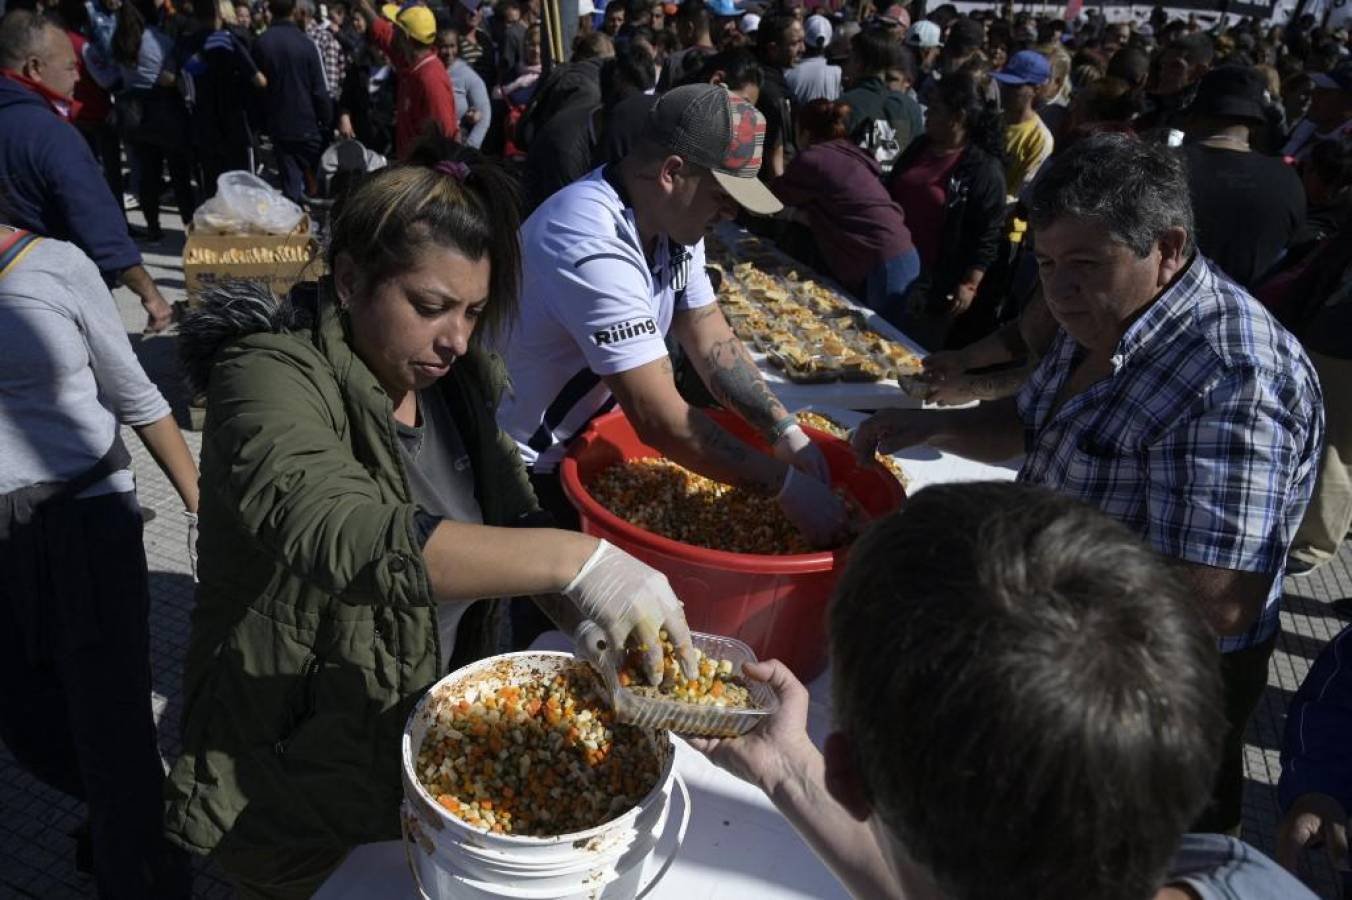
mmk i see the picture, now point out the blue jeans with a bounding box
[863,249,922,330]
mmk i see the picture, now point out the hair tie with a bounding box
[435,160,471,182]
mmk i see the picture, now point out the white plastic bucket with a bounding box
[401,652,678,900]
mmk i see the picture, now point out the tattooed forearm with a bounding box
[703,337,788,440]
[688,411,778,492]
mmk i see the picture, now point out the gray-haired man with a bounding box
[854,133,1324,834]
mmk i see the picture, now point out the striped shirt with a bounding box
[1016,256,1324,652]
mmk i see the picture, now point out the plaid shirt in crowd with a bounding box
[306,20,346,99]
[1016,256,1324,652]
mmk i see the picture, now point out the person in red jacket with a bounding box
[357,0,458,156]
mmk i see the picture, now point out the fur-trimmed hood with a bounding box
[178,281,318,395]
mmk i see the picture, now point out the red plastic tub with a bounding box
[559,410,906,681]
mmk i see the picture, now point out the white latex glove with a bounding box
[184,510,199,583]
[773,423,831,484]
[777,468,847,548]
[564,540,699,685]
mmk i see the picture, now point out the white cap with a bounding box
[739,12,760,33]
[804,14,831,49]
[578,0,595,14]
[906,20,942,49]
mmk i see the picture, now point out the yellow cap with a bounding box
[380,2,400,19]
[394,5,437,44]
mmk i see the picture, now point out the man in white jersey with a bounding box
[497,83,846,550]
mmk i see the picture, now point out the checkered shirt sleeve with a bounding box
[1017,258,1324,653]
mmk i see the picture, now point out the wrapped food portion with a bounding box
[705,231,925,385]
[414,663,662,837]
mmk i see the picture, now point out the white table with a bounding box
[796,407,1022,493]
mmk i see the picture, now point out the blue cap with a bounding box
[705,0,745,16]
[992,50,1051,87]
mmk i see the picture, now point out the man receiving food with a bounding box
[853,134,1324,836]
[496,84,847,557]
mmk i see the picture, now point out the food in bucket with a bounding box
[414,665,661,837]
[796,411,910,489]
[589,457,818,554]
[618,631,756,710]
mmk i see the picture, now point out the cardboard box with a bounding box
[183,219,326,305]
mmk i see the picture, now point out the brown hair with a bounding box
[326,136,522,347]
[797,98,851,144]
[831,481,1222,900]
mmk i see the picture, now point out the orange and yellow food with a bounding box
[618,631,755,710]
[590,458,812,554]
[415,667,661,836]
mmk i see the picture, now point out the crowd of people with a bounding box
[1,0,1352,897]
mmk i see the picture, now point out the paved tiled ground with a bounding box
[2,220,1351,898]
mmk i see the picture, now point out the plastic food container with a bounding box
[592,631,779,738]
[559,409,906,680]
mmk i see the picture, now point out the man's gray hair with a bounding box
[1028,132,1195,258]
[296,0,316,16]
[0,9,56,71]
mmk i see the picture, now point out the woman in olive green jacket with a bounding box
[167,149,698,898]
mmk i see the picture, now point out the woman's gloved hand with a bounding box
[563,540,699,685]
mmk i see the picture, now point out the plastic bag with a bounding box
[192,171,304,235]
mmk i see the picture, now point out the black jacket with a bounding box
[251,20,332,141]
[888,135,1005,298]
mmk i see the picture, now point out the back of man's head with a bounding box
[676,2,708,38]
[691,47,762,92]
[600,38,655,108]
[850,27,901,77]
[0,9,52,71]
[572,29,614,61]
[830,481,1223,900]
[944,15,984,57]
[1174,32,1216,69]
[268,0,296,21]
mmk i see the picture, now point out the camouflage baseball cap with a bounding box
[645,84,783,216]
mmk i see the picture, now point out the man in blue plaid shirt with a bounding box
[855,133,1324,835]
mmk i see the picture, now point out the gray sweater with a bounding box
[0,236,170,497]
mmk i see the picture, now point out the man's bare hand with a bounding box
[142,293,173,334]
[921,349,969,384]
[687,660,815,795]
[851,409,938,461]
